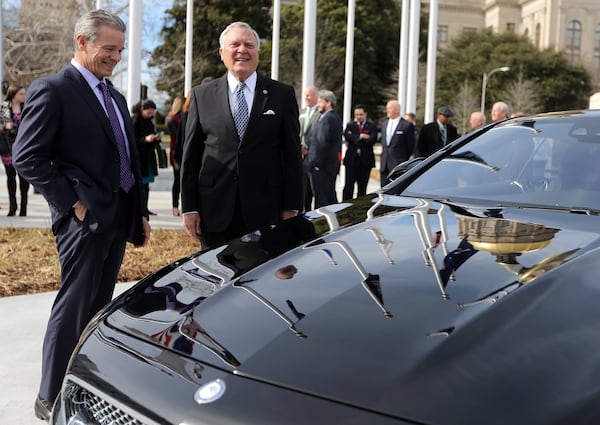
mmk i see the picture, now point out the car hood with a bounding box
[108,195,600,424]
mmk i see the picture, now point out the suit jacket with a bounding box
[181,73,303,233]
[380,117,415,174]
[307,109,343,175]
[13,65,147,244]
[417,121,459,157]
[343,119,377,169]
[299,105,320,172]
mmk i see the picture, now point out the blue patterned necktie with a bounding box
[233,82,249,139]
[98,81,134,192]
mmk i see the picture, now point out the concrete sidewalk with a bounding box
[0,165,381,423]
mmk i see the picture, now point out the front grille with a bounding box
[63,379,146,425]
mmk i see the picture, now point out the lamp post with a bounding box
[480,66,510,115]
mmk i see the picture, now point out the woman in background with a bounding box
[132,99,159,215]
[166,95,184,216]
[0,85,29,216]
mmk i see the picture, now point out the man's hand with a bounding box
[281,209,298,221]
[73,200,87,221]
[183,212,201,241]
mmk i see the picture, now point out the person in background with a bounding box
[416,106,459,158]
[132,99,159,215]
[379,100,415,185]
[307,89,343,208]
[167,95,184,216]
[469,110,486,131]
[404,111,420,146]
[0,85,29,216]
[491,101,509,121]
[12,9,150,420]
[342,104,377,200]
[181,21,303,249]
[299,85,319,211]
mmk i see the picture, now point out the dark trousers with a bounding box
[172,168,180,209]
[310,168,337,209]
[39,193,129,404]
[342,164,371,200]
[3,163,29,214]
[302,172,313,212]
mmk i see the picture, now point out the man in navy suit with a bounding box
[307,90,343,208]
[342,104,378,200]
[379,99,415,185]
[13,9,151,420]
[181,22,303,248]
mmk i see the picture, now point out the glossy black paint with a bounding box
[53,111,600,425]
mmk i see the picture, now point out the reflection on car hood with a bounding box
[108,195,600,424]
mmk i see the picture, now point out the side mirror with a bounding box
[385,157,424,185]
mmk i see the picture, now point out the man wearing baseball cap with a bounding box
[416,106,459,157]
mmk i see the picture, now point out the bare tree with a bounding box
[451,79,479,134]
[3,0,128,88]
[500,71,541,116]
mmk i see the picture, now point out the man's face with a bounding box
[304,88,318,107]
[386,101,400,119]
[438,114,451,125]
[470,114,482,129]
[491,105,507,121]
[76,25,125,79]
[219,26,259,81]
[354,108,366,123]
[317,97,330,113]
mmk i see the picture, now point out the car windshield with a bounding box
[401,115,600,211]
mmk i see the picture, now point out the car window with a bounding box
[402,118,600,210]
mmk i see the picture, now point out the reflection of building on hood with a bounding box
[456,215,558,257]
[218,215,317,277]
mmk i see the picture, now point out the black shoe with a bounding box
[34,394,51,421]
[7,209,16,217]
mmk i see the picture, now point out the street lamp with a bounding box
[480,66,510,115]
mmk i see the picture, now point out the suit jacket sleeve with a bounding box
[13,77,79,214]
[180,87,204,214]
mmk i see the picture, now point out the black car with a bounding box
[52,110,600,425]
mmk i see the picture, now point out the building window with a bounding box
[506,23,515,33]
[566,20,582,62]
[438,25,448,43]
[535,23,541,49]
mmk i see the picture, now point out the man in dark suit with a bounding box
[379,99,415,185]
[299,85,319,211]
[307,89,343,208]
[12,9,151,420]
[342,104,377,200]
[181,22,303,249]
[416,106,459,158]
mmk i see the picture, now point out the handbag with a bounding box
[0,132,11,155]
[155,141,168,169]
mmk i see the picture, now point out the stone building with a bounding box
[428,0,600,80]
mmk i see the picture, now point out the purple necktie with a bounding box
[98,81,134,192]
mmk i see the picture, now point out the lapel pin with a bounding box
[263,89,268,95]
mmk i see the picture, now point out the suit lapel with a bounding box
[243,75,270,143]
[65,66,117,146]
[214,76,238,141]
